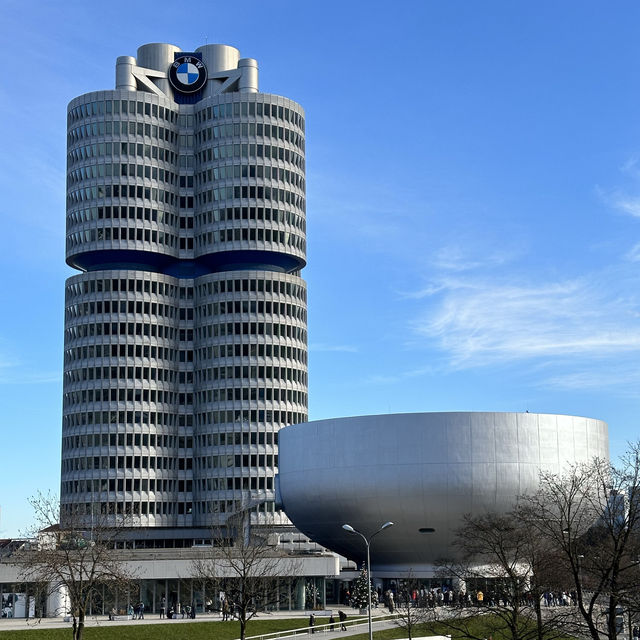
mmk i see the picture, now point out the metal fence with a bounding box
[242,613,399,640]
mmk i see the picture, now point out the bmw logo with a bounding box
[169,54,208,94]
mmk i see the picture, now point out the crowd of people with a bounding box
[541,591,579,607]
[102,584,590,625]
[340,585,584,612]
[108,597,199,621]
[108,601,145,620]
[163,600,197,619]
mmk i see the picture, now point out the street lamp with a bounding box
[342,522,394,640]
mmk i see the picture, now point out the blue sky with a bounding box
[2,0,640,537]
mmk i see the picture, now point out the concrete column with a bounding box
[136,43,182,94]
[115,56,137,91]
[47,583,69,617]
[296,579,305,610]
[239,58,258,92]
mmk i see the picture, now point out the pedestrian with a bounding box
[160,597,166,619]
[339,610,347,631]
[309,613,315,634]
[139,601,145,619]
[191,601,197,619]
[329,614,335,631]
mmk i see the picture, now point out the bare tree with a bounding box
[393,570,438,640]
[521,443,640,640]
[15,492,135,640]
[192,509,299,640]
[437,511,571,640]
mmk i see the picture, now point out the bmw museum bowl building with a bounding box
[277,412,609,577]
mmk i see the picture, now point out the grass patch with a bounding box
[350,614,576,640]
[0,616,321,640]
[346,618,480,640]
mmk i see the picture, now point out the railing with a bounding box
[242,613,399,640]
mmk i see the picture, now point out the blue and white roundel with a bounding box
[176,62,200,86]
[169,54,208,94]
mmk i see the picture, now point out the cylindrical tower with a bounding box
[61,43,307,534]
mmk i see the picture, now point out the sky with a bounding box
[1,0,640,537]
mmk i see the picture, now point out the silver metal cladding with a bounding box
[277,412,609,574]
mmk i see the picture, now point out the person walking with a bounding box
[329,614,335,632]
[338,610,347,631]
[309,613,315,634]
[160,597,166,619]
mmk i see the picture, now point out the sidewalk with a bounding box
[0,607,392,635]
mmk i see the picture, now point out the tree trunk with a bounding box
[73,612,85,640]
[533,588,544,640]
[607,595,619,640]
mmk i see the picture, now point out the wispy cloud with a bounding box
[598,183,640,219]
[545,364,640,395]
[620,155,640,179]
[411,271,640,369]
[611,193,640,218]
[430,244,518,273]
[395,158,640,389]
[625,242,640,262]
[402,245,520,299]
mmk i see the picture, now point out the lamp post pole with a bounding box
[342,522,394,640]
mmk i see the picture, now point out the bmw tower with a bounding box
[62,43,308,544]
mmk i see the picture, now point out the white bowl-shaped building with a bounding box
[277,412,608,575]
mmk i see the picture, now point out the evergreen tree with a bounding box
[351,563,373,609]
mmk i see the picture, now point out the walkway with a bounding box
[0,607,393,635]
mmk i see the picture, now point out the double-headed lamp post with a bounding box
[342,522,394,640]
